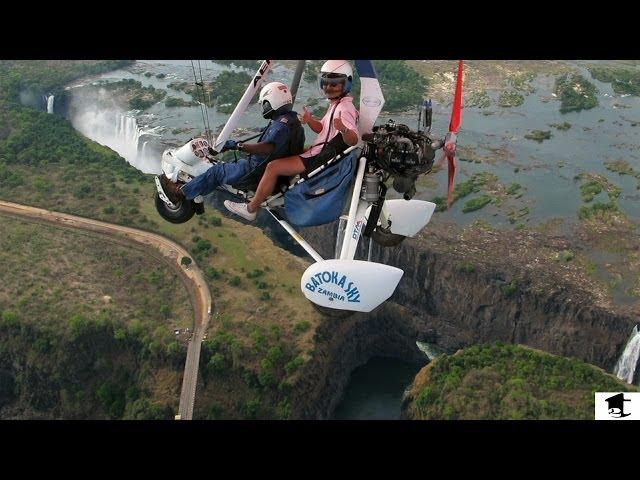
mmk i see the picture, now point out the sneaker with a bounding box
[158,175,185,204]
[224,200,257,221]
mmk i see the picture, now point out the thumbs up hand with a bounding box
[333,111,347,134]
[300,106,313,125]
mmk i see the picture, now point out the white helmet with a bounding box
[319,60,353,94]
[258,81,293,119]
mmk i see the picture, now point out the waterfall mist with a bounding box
[68,87,163,174]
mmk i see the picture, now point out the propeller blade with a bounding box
[443,60,463,208]
[449,60,464,134]
[447,153,457,208]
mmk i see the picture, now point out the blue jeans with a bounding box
[182,157,261,200]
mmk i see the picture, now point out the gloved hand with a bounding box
[222,139,238,152]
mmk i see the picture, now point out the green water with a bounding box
[332,356,424,420]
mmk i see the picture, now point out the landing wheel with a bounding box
[370,226,406,247]
[310,301,356,319]
[155,193,195,224]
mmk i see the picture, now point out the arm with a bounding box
[334,110,360,147]
[338,126,359,146]
[301,106,323,134]
[240,141,275,157]
[307,116,323,134]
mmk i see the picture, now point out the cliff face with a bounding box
[287,220,637,419]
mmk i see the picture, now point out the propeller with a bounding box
[440,60,464,208]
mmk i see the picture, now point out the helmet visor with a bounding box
[319,73,347,89]
[261,99,273,116]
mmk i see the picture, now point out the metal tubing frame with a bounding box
[339,156,367,260]
[265,208,324,263]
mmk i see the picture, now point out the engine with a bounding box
[365,120,437,200]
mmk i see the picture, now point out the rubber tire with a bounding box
[370,226,406,247]
[310,301,356,319]
[155,193,196,224]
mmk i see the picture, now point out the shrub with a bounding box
[285,356,305,375]
[293,321,311,334]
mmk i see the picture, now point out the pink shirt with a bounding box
[300,96,360,158]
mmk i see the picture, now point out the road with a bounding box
[0,200,212,420]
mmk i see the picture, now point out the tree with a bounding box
[181,256,192,267]
[160,304,171,319]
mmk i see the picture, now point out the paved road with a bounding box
[0,200,212,420]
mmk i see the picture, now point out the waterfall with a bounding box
[71,108,163,174]
[47,95,54,114]
[614,325,640,384]
[416,341,442,361]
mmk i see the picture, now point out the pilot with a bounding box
[224,60,360,221]
[158,81,303,204]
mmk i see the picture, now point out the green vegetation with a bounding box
[555,250,575,262]
[507,207,529,224]
[0,219,189,419]
[167,71,259,112]
[431,196,447,212]
[508,72,537,93]
[578,201,621,222]
[524,130,552,142]
[434,171,526,218]
[506,183,522,195]
[550,122,572,131]
[458,262,476,273]
[165,97,198,108]
[211,70,256,113]
[198,321,306,418]
[580,180,603,203]
[498,91,524,107]
[502,280,519,297]
[374,60,429,111]
[168,81,214,108]
[605,159,640,189]
[575,173,624,225]
[246,269,264,279]
[406,343,637,420]
[462,195,492,213]
[588,66,640,96]
[576,173,622,204]
[453,172,498,202]
[468,90,491,108]
[293,320,311,334]
[0,60,133,95]
[555,73,599,113]
[96,78,166,110]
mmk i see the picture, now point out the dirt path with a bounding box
[0,200,211,420]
